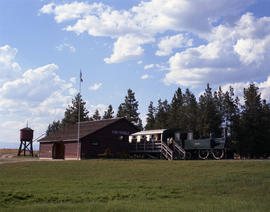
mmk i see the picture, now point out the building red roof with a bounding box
[39,118,130,142]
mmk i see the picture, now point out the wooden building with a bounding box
[38,118,138,160]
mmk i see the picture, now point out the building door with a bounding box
[53,142,65,159]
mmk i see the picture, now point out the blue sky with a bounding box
[1,0,270,148]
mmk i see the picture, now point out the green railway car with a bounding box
[165,129,230,160]
[183,137,227,159]
[129,128,232,160]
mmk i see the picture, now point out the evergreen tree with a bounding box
[145,101,156,130]
[92,109,101,120]
[222,87,240,142]
[198,84,222,137]
[261,100,270,156]
[117,89,142,128]
[223,87,239,126]
[154,99,170,129]
[182,89,199,135]
[168,88,184,129]
[215,86,225,123]
[238,83,264,157]
[46,120,61,136]
[61,93,89,127]
[103,104,114,119]
[117,103,125,117]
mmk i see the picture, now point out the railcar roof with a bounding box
[130,129,167,136]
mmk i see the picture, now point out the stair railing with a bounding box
[160,141,173,160]
[174,143,186,159]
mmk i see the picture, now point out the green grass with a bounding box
[0,160,270,211]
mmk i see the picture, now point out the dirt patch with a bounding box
[0,149,40,164]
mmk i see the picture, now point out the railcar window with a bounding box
[140,135,146,142]
[180,133,188,141]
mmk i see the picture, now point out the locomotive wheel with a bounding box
[180,153,186,160]
[198,150,209,160]
[186,151,192,160]
[212,149,224,160]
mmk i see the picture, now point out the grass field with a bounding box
[0,159,270,212]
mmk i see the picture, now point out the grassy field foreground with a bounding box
[0,160,269,211]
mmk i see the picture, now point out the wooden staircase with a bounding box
[174,143,186,159]
[160,141,173,160]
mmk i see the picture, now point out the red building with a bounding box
[38,118,138,160]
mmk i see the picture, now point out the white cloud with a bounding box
[89,82,102,91]
[40,0,253,63]
[69,88,77,95]
[155,64,168,71]
[156,34,193,56]
[0,64,70,102]
[137,60,143,64]
[40,2,105,23]
[234,37,270,65]
[221,76,270,103]
[104,35,153,63]
[141,74,150,80]
[143,63,168,71]
[56,43,76,53]
[0,45,21,83]
[164,13,270,87]
[0,45,76,143]
[259,76,270,101]
[88,104,106,116]
[144,64,154,70]
[70,77,76,84]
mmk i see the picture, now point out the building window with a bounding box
[90,141,99,146]
[118,135,127,141]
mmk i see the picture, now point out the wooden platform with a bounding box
[129,141,185,160]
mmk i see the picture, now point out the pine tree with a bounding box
[154,99,170,129]
[261,100,270,157]
[117,103,125,117]
[238,83,263,157]
[92,109,101,120]
[222,87,240,141]
[117,89,142,128]
[145,101,156,130]
[182,89,199,135]
[61,93,89,127]
[46,120,61,136]
[168,88,184,129]
[198,84,222,137]
[46,93,89,134]
[103,105,114,119]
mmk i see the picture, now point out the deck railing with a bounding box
[129,140,173,160]
[130,141,161,152]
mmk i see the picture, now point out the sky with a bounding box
[1,0,270,148]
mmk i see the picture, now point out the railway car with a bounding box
[129,128,231,160]
[183,136,227,160]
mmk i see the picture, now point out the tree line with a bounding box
[46,89,142,135]
[46,84,270,158]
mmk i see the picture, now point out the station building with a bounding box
[39,118,138,160]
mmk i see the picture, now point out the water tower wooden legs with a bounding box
[18,141,33,156]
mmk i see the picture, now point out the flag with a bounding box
[80,70,83,82]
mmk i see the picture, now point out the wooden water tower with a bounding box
[18,123,34,157]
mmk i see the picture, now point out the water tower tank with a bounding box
[20,127,34,141]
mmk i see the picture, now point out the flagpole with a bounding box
[77,70,82,160]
